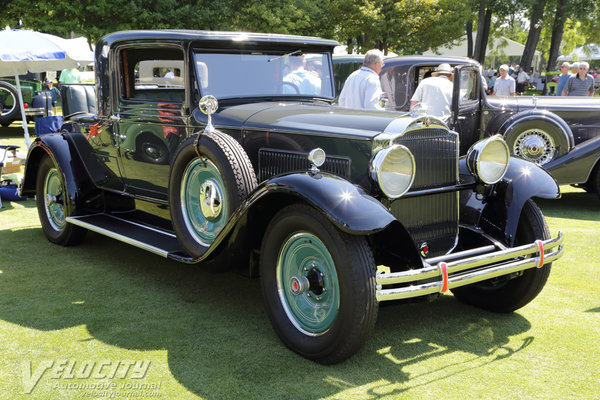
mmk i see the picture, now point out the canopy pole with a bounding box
[13,71,31,148]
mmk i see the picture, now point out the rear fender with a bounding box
[20,133,96,214]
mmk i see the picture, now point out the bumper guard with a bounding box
[376,232,564,302]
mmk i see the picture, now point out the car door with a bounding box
[113,45,188,201]
[450,65,482,154]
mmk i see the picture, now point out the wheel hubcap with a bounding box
[277,232,339,335]
[199,179,223,220]
[513,129,555,165]
[44,168,66,231]
[181,158,228,246]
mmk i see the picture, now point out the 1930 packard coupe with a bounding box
[20,31,563,364]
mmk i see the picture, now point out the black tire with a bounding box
[589,162,600,200]
[35,155,87,246]
[0,81,20,126]
[169,131,257,256]
[135,134,169,165]
[451,199,551,312]
[504,120,570,166]
[260,204,378,364]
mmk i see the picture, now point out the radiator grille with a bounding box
[391,127,459,256]
[393,128,458,190]
[390,191,459,257]
[258,148,351,181]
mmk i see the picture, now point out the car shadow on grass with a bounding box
[0,228,533,400]
[536,190,600,221]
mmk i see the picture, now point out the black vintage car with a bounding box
[20,31,563,364]
[335,55,600,198]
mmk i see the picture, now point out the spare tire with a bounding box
[169,131,257,257]
[504,119,570,166]
[0,81,20,126]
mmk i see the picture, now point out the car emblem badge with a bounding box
[420,242,429,257]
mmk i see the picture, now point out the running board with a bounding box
[66,213,186,258]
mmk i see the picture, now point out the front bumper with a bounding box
[376,232,564,302]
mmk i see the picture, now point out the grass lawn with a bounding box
[1,128,599,399]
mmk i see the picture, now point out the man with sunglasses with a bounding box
[563,61,594,96]
[555,62,571,96]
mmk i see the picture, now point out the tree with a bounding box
[520,0,546,73]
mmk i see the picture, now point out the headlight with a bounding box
[370,145,415,198]
[466,135,510,184]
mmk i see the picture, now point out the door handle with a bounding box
[109,114,120,122]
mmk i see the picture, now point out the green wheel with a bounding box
[260,204,378,364]
[277,232,340,334]
[35,155,86,245]
[180,158,229,246]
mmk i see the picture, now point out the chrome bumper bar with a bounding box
[376,232,564,302]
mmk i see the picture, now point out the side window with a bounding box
[119,47,185,103]
[459,68,479,104]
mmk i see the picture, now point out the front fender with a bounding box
[249,172,396,233]
[461,157,559,246]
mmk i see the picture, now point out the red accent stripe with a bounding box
[440,262,448,293]
[535,240,544,268]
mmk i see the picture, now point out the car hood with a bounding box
[487,95,600,112]
[215,101,409,140]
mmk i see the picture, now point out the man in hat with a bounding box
[45,79,60,116]
[492,65,515,97]
[409,63,454,118]
[338,49,385,110]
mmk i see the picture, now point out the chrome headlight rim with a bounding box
[370,144,416,199]
[467,135,510,185]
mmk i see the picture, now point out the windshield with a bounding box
[193,51,334,100]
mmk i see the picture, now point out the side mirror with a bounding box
[199,95,218,133]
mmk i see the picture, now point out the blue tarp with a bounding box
[34,116,63,136]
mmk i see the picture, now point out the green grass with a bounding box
[1,129,600,399]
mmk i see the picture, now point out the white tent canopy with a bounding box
[557,44,600,62]
[424,35,542,70]
[0,28,94,146]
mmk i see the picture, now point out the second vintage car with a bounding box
[20,31,563,364]
[335,55,600,199]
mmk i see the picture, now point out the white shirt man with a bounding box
[338,49,384,110]
[283,55,321,95]
[410,63,454,118]
[492,65,515,97]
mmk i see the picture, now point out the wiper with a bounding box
[268,50,301,62]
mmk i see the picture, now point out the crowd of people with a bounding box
[483,62,598,96]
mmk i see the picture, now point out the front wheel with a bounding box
[451,199,551,312]
[35,155,86,246]
[260,204,378,364]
